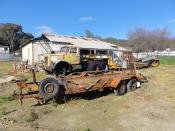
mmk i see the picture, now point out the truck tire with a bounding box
[127,79,137,92]
[151,60,160,67]
[114,81,127,96]
[99,61,107,70]
[39,77,61,100]
[86,61,101,71]
[53,62,72,77]
[54,66,67,77]
[144,60,154,67]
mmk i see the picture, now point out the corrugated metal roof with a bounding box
[43,33,126,50]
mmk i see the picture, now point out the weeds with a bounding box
[0,96,14,104]
[23,108,38,122]
[0,106,6,115]
[41,107,52,115]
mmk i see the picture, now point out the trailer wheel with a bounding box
[39,77,60,100]
[151,60,160,67]
[54,85,65,104]
[114,81,127,96]
[127,79,137,92]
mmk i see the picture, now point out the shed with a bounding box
[21,33,127,64]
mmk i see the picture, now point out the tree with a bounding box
[84,29,94,38]
[18,33,33,49]
[0,23,22,52]
[0,23,34,53]
[103,37,118,44]
[127,27,172,52]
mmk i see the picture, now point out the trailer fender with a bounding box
[110,77,122,88]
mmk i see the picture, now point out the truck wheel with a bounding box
[87,61,101,71]
[127,79,137,92]
[144,60,154,67]
[151,60,160,67]
[114,81,127,96]
[54,66,67,77]
[39,77,60,100]
[100,62,107,70]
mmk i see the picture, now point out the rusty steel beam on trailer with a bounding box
[16,93,41,99]
[17,81,39,90]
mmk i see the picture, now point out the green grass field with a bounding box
[0,61,13,74]
[0,56,175,75]
[158,56,175,65]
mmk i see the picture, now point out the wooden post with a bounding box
[32,69,36,83]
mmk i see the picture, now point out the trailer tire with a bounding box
[114,81,127,96]
[39,77,60,100]
[127,79,137,92]
[54,85,65,104]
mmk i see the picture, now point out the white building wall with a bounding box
[22,42,33,63]
[33,41,47,63]
[22,41,62,64]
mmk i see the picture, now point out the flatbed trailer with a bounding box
[14,51,148,105]
[135,56,160,69]
[14,68,147,105]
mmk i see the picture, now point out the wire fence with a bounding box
[133,51,175,59]
[0,53,20,61]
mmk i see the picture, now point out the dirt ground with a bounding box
[0,65,175,131]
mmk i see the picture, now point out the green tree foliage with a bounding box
[102,37,118,44]
[84,29,94,38]
[0,23,34,53]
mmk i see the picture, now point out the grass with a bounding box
[0,96,14,104]
[0,106,6,115]
[0,61,13,74]
[158,56,175,65]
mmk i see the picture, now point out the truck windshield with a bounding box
[60,47,69,53]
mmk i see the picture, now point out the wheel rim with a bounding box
[131,82,137,90]
[44,83,54,94]
[120,84,126,93]
[151,61,159,67]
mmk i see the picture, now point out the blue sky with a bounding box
[0,0,175,39]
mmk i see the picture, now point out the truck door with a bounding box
[64,48,80,64]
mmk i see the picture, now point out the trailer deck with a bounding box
[14,69,147,105]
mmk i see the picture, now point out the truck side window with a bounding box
[70,48,77,53]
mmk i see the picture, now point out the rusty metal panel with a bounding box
[43,33,127,50]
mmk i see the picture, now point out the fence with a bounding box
[133,51,175,59]
[0,53,20,61]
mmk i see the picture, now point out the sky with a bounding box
[0,0,175,39]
